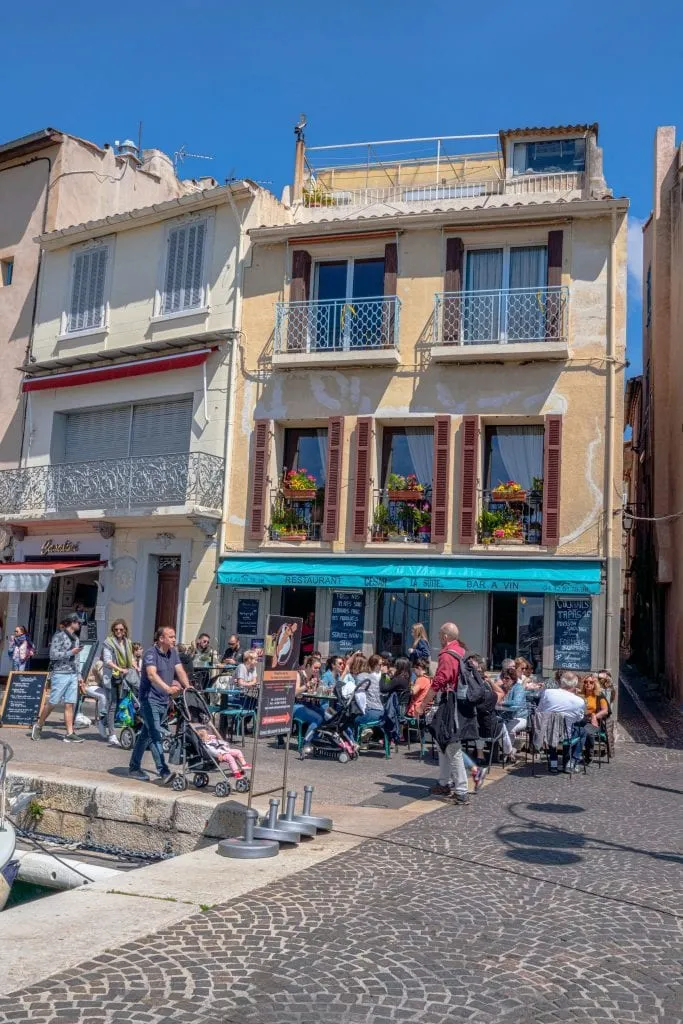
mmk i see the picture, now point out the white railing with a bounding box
[433,287,569,346]
[301,173,584,209]
[275,296,400,354]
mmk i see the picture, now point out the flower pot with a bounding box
[388,490,423,502]
[494,536,525,545]
[371,530,389,542]
[492,489,528,504]
[283,487,317,500]
[282,532,308,542]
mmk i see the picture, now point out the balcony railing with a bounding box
[301,172,584,209]
[274,296,400,354]
[269,488,323,542]
[477,488,543,546]
[433,286,568,347]
[0,452,225,518]
[370,487,432,543]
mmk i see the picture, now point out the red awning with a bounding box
[23,349,214,393]
[5,560,106,572]
[0,560,106,593]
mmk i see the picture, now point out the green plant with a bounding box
[27,799,45,822]
[531,476,544,494]
[302,181,336,207]
[284,468,317,490]
[373,503,391,530]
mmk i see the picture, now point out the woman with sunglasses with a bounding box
[101,619,136,746]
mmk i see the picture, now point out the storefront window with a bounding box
[489,593,544,671]
[376,589,430,660]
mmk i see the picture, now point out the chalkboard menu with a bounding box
[554,599,592,670]
[0,672,49,729]
[237,598,259,636]
[330,591,365,654]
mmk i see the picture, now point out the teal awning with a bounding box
[217,556,602,595]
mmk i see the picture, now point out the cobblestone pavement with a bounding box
[2,686,683,1024]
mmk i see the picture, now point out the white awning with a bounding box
[0,570,53,593]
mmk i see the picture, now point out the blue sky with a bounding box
[4,0,682,376]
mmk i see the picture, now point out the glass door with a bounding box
[508,246,548,340]
[464,249,503,342]
[314,261,347,350]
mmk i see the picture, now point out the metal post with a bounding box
[302,785,313,816]
[281,713,292,808]
[436,138,441,186]
[246,662,264,810]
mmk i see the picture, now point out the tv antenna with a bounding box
[173,145,215,170]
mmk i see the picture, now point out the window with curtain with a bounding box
[512,138,586,176]
[380,427,433,488]
[485,425,544,491]
[282,428,328,485]
[464,246,548,342]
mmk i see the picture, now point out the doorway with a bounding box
[489,592,544,671]
[154,556,180,634]
[280,586,316,660]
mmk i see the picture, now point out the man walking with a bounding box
[31,613,84,743]
[415,621,470,805]
[129,626,190,783]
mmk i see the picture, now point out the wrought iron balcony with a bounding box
[274,296,400,356]
[370,487,432,544]
[433,286,568,348]
[268,488,323,542]
[477,488,543,547]
[0,452,225,518]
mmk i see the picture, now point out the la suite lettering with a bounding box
[40,539,80,556]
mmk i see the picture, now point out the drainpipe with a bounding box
[604,207,618,706]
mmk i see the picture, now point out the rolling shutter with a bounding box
[249,420,272,541]
[352,417,372,542]
[62,405,130,463]
[130,398,193,457]
[443,237,464,342]
[431,415,451,543]
[322,416,344,541]
[458,415,479,545]
[162,220,207,314]
[542,414,562,546]
[67,246,108,332]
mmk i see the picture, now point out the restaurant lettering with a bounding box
[40,539,80,556]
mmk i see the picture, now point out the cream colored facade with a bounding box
[219,125,627,687]
[0,178,285,669]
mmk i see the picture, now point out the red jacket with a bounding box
[431,639,465,694]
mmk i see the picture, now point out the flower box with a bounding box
[283,487,317,500]
[492,489,528,504]
[281,531,308,542]
[388,490,424,502]
[371,532,389,542]
[494,536,525,545]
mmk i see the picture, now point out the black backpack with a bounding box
[444,650,488,706]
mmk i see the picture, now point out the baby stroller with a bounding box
[304,692,360,764]
[116,673,174,753]
[166,687,250,796]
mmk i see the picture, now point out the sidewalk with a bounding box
[1,679,682,1024]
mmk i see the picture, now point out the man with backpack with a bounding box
[414,621,473,805]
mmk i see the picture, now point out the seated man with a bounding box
[537,671,586,772]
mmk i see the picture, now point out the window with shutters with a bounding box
[462,245,548,343]
[478,426,545,546]
[270,427,328,541]
[65,244,110,334]
[56,397,193,464]
[370,427,433,543]
[160,219,208,316]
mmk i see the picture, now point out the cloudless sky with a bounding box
[4,0,683,375]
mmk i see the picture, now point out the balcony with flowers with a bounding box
[476,479,544,547]
[371,474,432,543]
[269,468,324,542]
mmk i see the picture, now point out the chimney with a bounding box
[292,115,307,204]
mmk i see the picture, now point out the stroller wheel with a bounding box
[171,774,187,792]
[193,772,210,789]
[235,777,250,793]
[119,727,135,751]
[338,751,350,764]
[215,780,231,798]
[162,737,172,753]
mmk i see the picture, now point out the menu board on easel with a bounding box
[553,599,592,670]
[329,591,365,653]
[0,672,49,728]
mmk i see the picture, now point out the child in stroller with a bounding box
[167,687,251,796]
[194,727,251,779]
[301,690,360,763]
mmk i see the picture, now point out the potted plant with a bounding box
[387,473,425,502]
[270,503,309,541]
[283,468,318,500]
[371,502,391,541]
[493,519,525,545]
[410,503,432,542]
[491,480,528,503]
[531,476,544,496]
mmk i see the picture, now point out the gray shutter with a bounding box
[162,222,206,314]
[62,406,131,463]
[68,247,107,332]
[130,398,193,456]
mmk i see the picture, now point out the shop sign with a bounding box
[256,615,302,737]
[554,599,592,670]
[40,539,80,556]
[330,591,365,653]
[237,598,259,636]
[0,672,49,728]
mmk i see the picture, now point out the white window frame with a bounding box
[463,243,549,293]
[60,237,114,339]
[153,213,213,322]
[508,136,586,178]
[312,255,385,301]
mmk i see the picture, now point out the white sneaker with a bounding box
[108,734,121,747]
[97,719,107,738]
[31,723,42,741]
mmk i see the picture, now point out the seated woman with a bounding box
[349,652,384,732]
[235,650,258,689]
[380,655,412,703]
[294,662,325,755]
[406,659,432,718]
[194,726,251,778]
[498,665,528,764]
[580,674,610,763]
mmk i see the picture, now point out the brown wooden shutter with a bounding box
[431,415,451,543]
[322,416,344,541]
[383,242,398,345]
[546,231,564,340]
[248,419,271,541]
[290,249,312,301]
[541,414,562,547]
[444,237,464,342]
[458,415,479,545]
[352,416,372,542]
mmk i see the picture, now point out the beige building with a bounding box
[218,124,627,689]
[0,129,185,470]
[626,126,683,701]
[0,173,284,669]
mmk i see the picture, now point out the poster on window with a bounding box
[553,599,592,670]
[329,591,365,653]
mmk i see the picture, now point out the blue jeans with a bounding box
[293,704,323,743]
[129,699,168,775]
[354,710,383,730]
